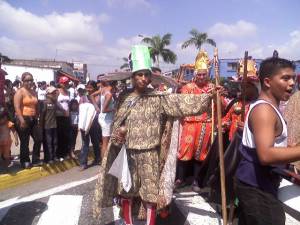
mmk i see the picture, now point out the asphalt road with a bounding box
[0,165,188,225]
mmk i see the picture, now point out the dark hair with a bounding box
[50,81,56,87]
[12,80,21,87]
[109,80,118,86]
[86,80,97,90]
[0,107,8,119]
[151,67,161,73]
[21,72,33,81]
[5,79,12,87]
[259,57,295,85]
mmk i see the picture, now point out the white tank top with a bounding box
[242,99,287,148]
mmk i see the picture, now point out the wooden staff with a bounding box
[211,98,215,144]
[241,51,248,122]
[213,48,227,225]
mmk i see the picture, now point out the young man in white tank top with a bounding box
[235,57,300,225]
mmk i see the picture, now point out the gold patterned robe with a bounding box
[93,89,211,221]
[284,91,300,170]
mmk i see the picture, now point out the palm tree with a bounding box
[142,33,177,67]
[181,29,216,50]
[120,57,130,70]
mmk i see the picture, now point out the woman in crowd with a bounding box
[79,80,101,170]
[56,76,71,159]
[91,80,115,159]
[14,72,42,168]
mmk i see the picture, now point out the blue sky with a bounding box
[1,0,300,78]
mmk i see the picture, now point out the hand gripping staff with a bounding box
[213,48,228,225]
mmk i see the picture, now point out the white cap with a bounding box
[77,84,85,90]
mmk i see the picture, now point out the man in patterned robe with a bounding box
[93,45,214,225]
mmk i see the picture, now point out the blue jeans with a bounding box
[44,128,58,161]
[80,116,101,166]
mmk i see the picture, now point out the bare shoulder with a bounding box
[249,103,277,128]
[15,88,24,96]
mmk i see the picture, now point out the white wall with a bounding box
[2,65,55,84]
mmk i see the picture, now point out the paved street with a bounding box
[0,165,187,225]
[1,163,300,225]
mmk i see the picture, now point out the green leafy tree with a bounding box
[142,33,177,67]
[181,29,216,50]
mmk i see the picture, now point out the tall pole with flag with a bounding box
[213,48,227,225]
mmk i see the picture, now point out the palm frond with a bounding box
[142,37,155,46]
[162,33,172,46]
[161,49,177,64]
[206,38,217,47]
[181,39,195,49]
[120,63,129,69]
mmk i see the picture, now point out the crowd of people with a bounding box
[1,44,300,225]
[0,72,118,170]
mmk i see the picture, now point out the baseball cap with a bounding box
[58,76,69,84]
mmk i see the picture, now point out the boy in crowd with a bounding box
[235,57,299,225]
[41,86,58,163]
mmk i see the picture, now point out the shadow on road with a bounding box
[0,201,47,225]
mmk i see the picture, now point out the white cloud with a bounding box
[275,30,300,59]
[0,1,114,77]
[208,20,257,38]
[116,35,143,48]
[0,1,109,48]
[106,0,151,9]
[217,41,239,57]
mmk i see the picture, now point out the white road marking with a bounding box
[37,195,82,225]
[0,175,98,210]
[278,178,300,212]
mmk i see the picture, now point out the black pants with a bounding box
[80,117,101,166]
[177,160,202,183]
[16,116,42,164]
[69,125,78,151]
[44,128,58,161]
[56,116,71,158]
[236,180,285,225]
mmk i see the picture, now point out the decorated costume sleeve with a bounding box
[161,93,211,118]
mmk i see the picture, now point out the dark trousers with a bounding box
[56,116,71,158]
[69,125,78,151]
[236,180,285,225]
[177,160,202,183]
[44,128,58,161]
[80,117,100,166]
[16,116,42,164]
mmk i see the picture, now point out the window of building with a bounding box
[227,62,238,72]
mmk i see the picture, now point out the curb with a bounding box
[0,156,94,191]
